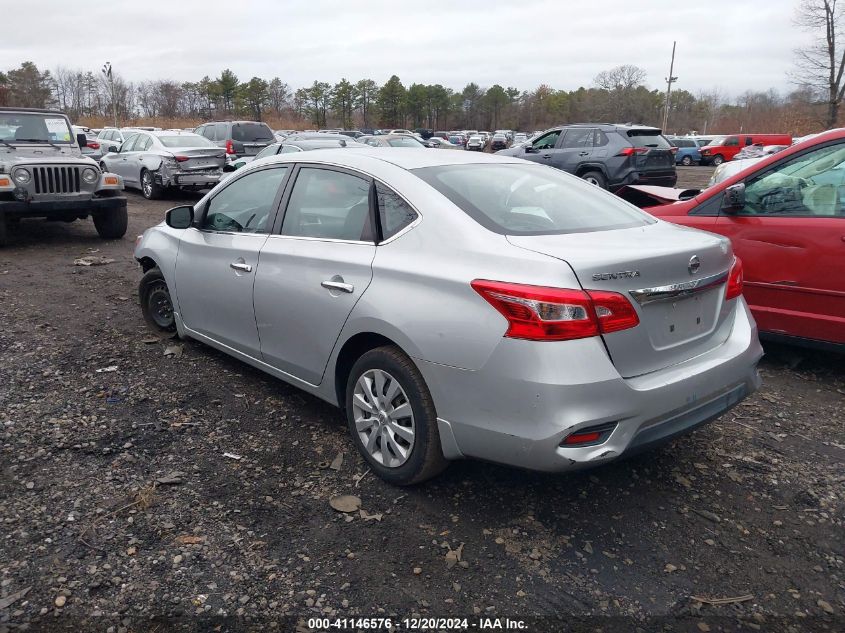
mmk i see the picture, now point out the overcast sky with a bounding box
[5,0,807,98]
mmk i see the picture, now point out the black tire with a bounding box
[139,267,177,333]
[99,161,107,172]
[93,207,128,239]
[345,346,448,485]
[141,169,164,200]
[711,154,725,166]
[681,155,693,166]
[580,170,607,189]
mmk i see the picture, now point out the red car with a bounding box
[640,129,845,349]
[700,133,792,165]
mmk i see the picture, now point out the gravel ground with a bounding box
[1,167,843,633]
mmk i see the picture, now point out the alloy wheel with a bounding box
[351,369,415,468]
[142,171,153,198]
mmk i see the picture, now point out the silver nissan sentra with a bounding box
[134,148,762,485]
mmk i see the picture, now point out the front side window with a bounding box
[740,143,845,217]
[725,136,739,147]
[531,130,560,150]
[414,163,654,235]
[134,135,152,152]
[281,167,372,241]
[202,167,288,233]
[121,135,140,152]
[376,182,418,239]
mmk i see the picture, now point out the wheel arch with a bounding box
[575,163,608,179]
[333,332,406,408]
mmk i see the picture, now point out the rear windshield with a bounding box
[626,130,671,149]
[413,163,654,235]
[387,137,425,148]
[231,123,274,142]
[158,135,215,148]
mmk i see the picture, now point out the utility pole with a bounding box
[662,41,677,133]
[102,62,117,127]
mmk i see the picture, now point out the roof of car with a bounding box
[252,147,526,172]
[286,139,365,149]
[0,106,67,115]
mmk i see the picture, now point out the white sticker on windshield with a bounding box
[45,118,71,141]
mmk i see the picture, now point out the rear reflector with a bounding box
[561,422,617,446]
[471,280,639,341]
[174,155,190,162]
[725,257,743,300]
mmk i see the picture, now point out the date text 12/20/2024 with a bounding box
[307,617,528,630]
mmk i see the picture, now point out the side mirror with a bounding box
[721,183,746,213]
[524,146,539,154]
[76,133,88,149]
[109,145,119,153]
[165,205,194,229]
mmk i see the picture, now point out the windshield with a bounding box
[158,134,215,148]
[232,123,274,142]
[414,163,654,235]
[387,137,425,148]
[0,112,74,144]
[705,137,725,147]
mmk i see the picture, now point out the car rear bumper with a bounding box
[420,299,762,472]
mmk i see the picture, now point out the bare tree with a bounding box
[593,65,647,91]
[793,0,845,127]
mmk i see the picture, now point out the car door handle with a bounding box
[321,280,354,293]
[230,261,252,273]
[542,153,551,159]
[578,151,589,156]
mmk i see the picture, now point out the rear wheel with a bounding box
[711,154,725,166]
[141,169,164,200]
[345,346,448,485]
[93,208,127,239]
[581,170,607,189]
[681,155,693,166]
[139,267,176,332]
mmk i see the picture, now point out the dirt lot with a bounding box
[1,167,843,632]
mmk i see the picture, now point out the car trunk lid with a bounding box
[507,222,736,378]
[627,128,675,172]
[170,148,225,171]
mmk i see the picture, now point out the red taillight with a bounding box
[87,141,100,149]
[225,139,235,155]
[669,146,679,154]
[616,147,649,157]
[726,257,743,300]
[174,155,189,162]
[471,280,639,341]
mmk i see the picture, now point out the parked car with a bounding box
[426,137,460,150]
[699,134,792,166]
[0,107,126,245]
[669,137,709,166]
[448,134,467,148]
[96,127,141,153]
[413,128,434,139]
[135,149,761,484]
[359,134,427,148]
[733,144,788,161]
[72,125,104,161]
[708,158,763,186]
[194,121,276,163]
[512,133,528,146]
[340,130,365,139]
[101,131,225,199]
[640,128,845,348]
[228,138,366,170]
[466,135,485,151]
[497,124,677,190]
[433,131,450,140]
[490,133,509,151]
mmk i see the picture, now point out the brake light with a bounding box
[87,141,100,149]
[725,257,743,300]
[616,147,649,157]
[225,139,235,155]
[669,146,679,154]
[471,280,639,341]
[174,155,189,162]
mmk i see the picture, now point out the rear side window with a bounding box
[626,130,672,149]
[594,130,610,147]
[376,182,418,239]
[414,163,653,235]
[281,168,373,242]
[561,128,593,148]
[214,123,228,141]
[232,123,274,142]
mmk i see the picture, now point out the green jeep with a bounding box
[0,107,127,246]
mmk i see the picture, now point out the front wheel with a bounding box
[580,170,607,189]
[93,207,127,239]
[139,267,177,332]
[141,169,164,200]
[345,346,448,485]
[711,154,725,166]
